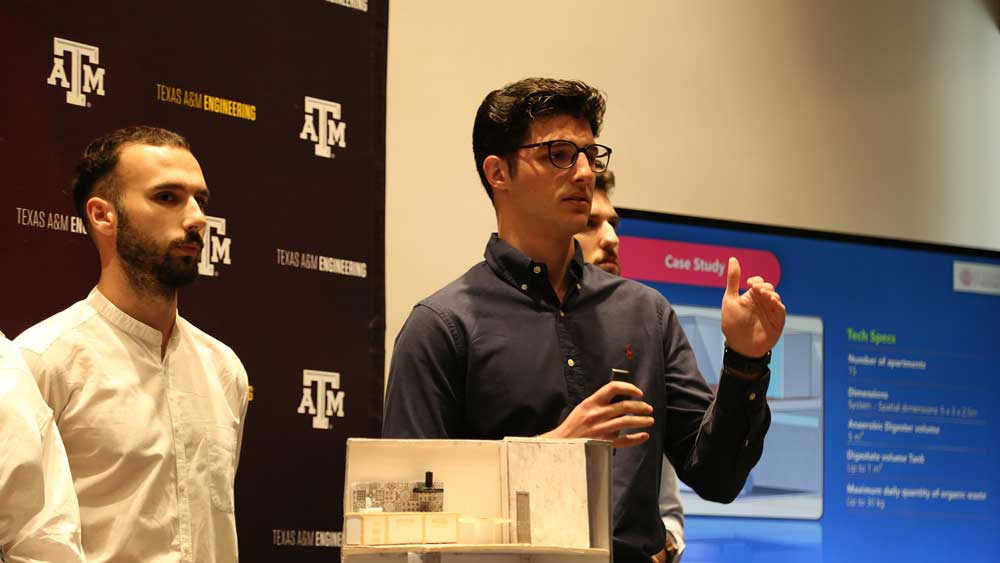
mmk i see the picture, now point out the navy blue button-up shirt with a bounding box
[384,234,771,561]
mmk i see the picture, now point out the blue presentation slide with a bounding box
[618,209,1000,563]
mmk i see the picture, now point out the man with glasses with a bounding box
[576,170,685,563]
[384,77,785,562]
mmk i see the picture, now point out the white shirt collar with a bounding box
[86,287,179,350]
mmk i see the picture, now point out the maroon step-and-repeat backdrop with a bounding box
[1,1,387,560]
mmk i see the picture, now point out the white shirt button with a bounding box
[748,392,757,401]
[567,358,575,367]
[532,266,542,274]
[520,284,528,291]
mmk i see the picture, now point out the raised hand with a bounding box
[541,381,654,448]
[721,257,786,358]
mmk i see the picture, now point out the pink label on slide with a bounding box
[619,236,781,290]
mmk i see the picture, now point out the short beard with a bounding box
[116,208,202,299]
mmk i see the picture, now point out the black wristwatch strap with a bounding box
[723,345,771,375]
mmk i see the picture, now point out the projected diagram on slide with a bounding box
[675,305,824,520]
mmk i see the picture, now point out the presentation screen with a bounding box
[618,208,999,563]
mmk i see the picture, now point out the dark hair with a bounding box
[595,170,615,194]
[72,126,191,227]
[472,78,606,201]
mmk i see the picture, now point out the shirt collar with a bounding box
[484,233,585,295]
[86,287,178,349]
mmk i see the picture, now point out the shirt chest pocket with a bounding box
[207,425,237,513]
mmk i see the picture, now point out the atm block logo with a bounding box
[297,369,346,430]
[198,216,232,277]
[46,37,106,107]
[299,96,348,158]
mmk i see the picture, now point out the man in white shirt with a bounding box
[15,126,250,563]
[0,332,84,563]
[575,170,686,563]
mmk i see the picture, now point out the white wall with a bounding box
[385,0,1000,374]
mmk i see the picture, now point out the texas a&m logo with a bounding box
[46,37,106,107]
[297,369,346,430]
[198,215,232,277]
[299,96,348,158]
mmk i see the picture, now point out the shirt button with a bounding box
[748,392,757,401]
[532,266,542,274]
[744,439,750,448]
[559,310,566,317]
[567,358,575,367]
[520,283,528,291]
[576,283,581,290]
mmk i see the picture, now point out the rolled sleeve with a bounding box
[660,305,772,504]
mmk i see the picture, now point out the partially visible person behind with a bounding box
[576,169,621,275]
[0,331,84,563]
[576,170,685,563]
[15,126,249,563]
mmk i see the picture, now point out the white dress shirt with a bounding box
[0,332,84,563]
[15,289,249,563]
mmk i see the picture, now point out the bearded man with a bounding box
[15,126,249,563]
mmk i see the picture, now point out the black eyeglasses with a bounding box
[517,140,613,173]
